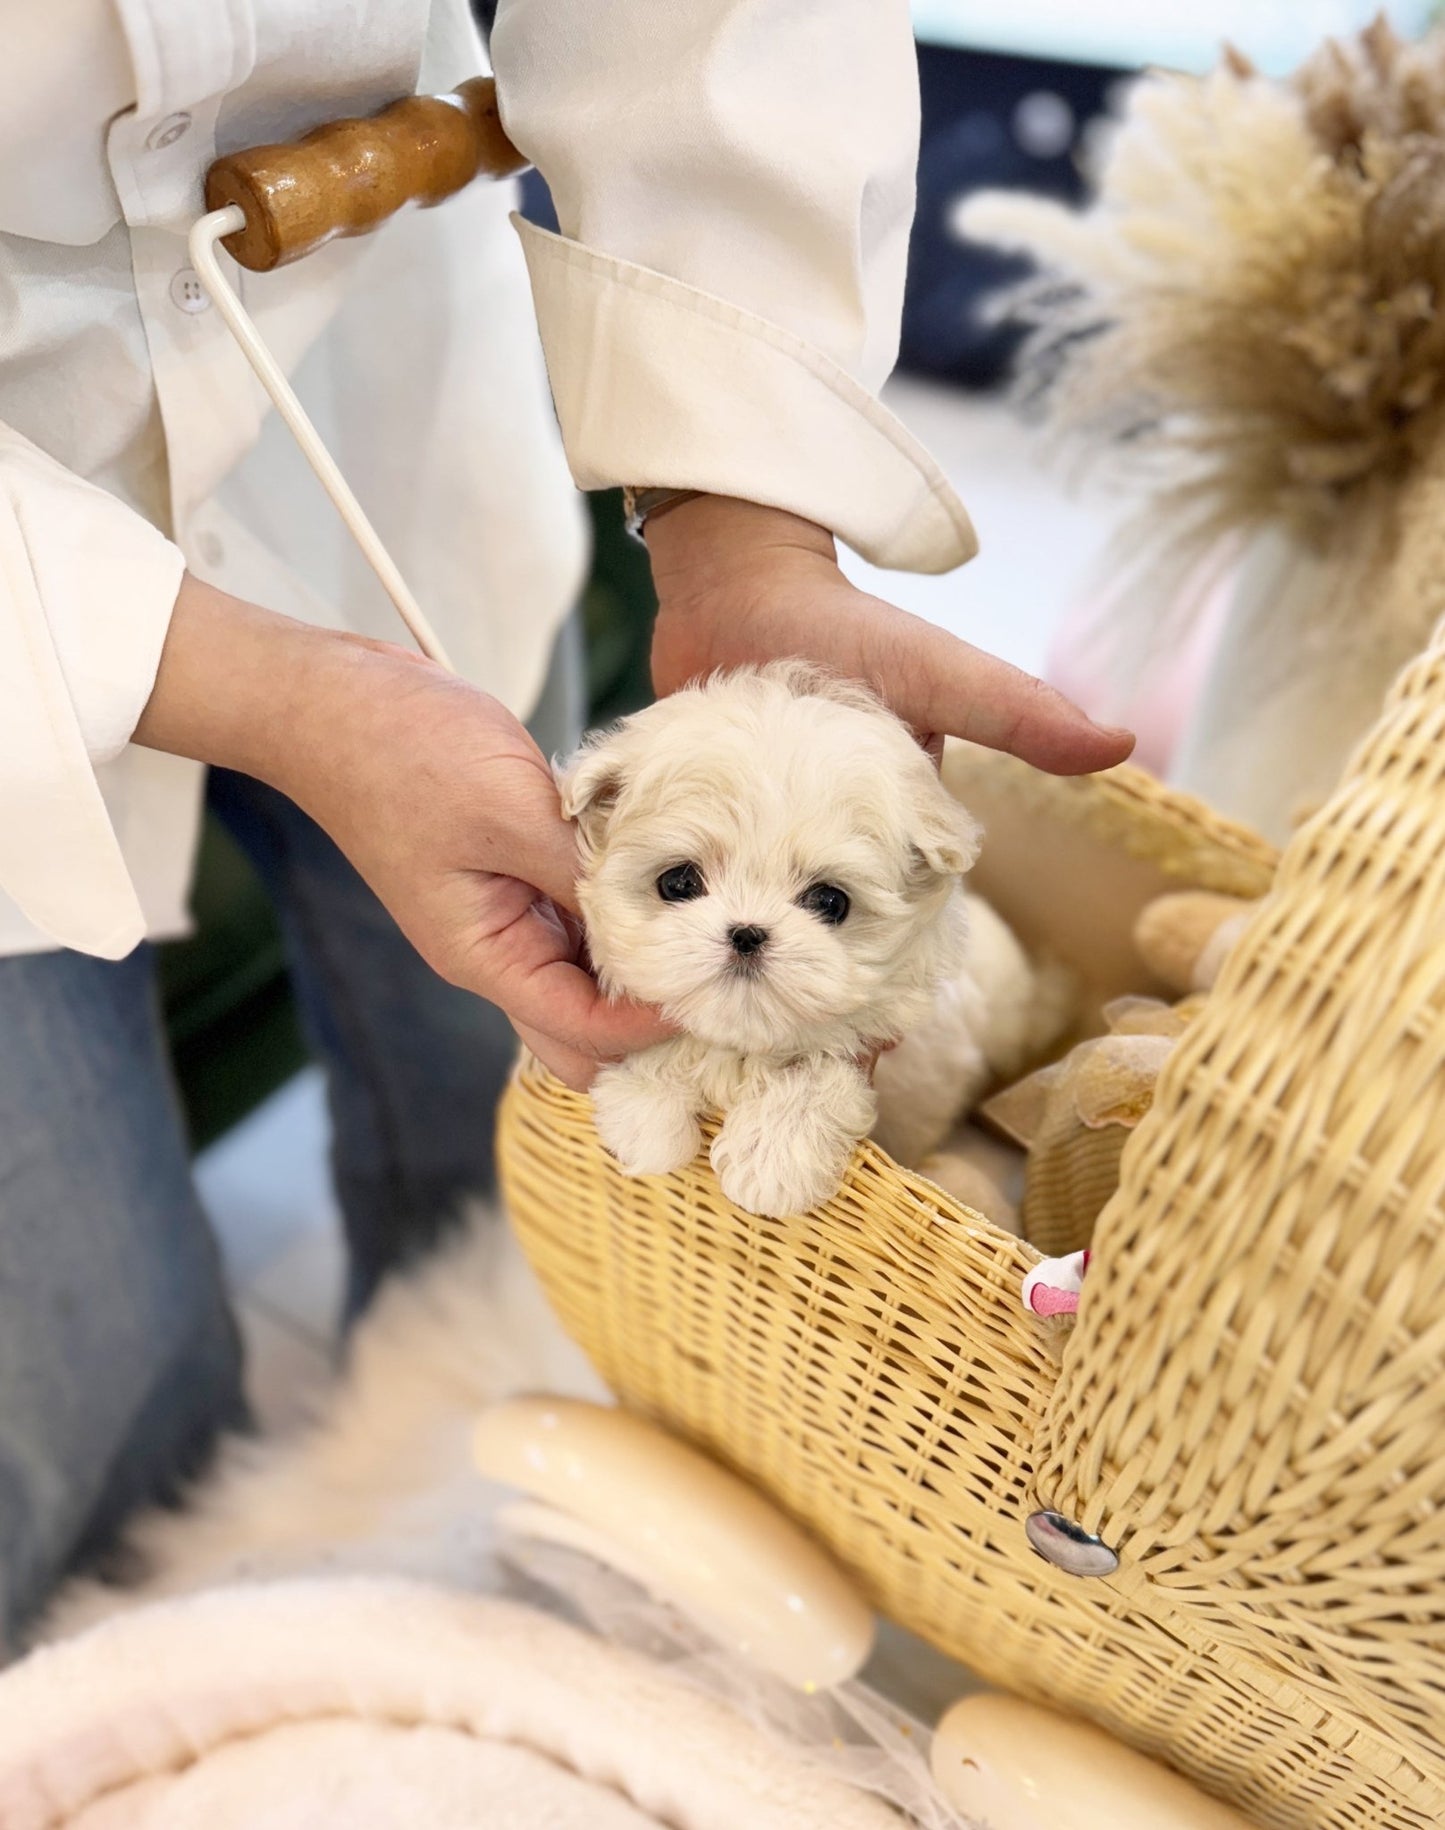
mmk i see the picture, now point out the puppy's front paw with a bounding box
[591,1069,701,1178]
[710,1119,849,1219]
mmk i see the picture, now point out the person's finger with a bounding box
[498,797,586,916]
[466,751,589,917]
[512,1020,601,1091]
[878,612,1133,776]
[734,588,1134,776]
[440,870,671,1062]
[944,654,1134,775]
[521,893,589,969]
[479,896,674,1060]
[515,956,672,1059]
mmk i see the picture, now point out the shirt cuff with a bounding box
[0,436,186,958]
[514,218,977,575]
[12,462,186,764]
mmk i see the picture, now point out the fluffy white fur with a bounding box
[8,1580,904,1829]
[559,665,981,1218]
[872,894,1076,1170]
[560,664,1072,1218]
[39,1212,604,1645]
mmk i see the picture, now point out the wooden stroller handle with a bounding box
[204,75,527,272]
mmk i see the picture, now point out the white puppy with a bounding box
[557,663,980,1218]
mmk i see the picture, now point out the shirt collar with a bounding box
[112,0,257,117]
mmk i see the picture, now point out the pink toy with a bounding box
[1021,1250,1091,1319]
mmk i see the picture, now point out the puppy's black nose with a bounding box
[729,924,768,957]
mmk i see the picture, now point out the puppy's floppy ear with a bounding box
[911,782,982,880]
[556,737,626,850]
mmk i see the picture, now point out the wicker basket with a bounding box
[499,482,1445,1826]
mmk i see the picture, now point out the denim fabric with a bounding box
[0,622,582,1644]
[0,943,245,1648]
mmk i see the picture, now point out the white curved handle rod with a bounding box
[188,206,454,672]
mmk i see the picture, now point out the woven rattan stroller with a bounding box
[498,442,1445,1827]
[195,61,1445,1830]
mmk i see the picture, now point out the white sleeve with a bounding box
[0,425,185,958]
[489,0,976,573]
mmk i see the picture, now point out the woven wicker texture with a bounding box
[1032,613,1445,1816]
[499,577,1445,1826]
[941,751,1277,1023]
[1001,1010,1189,1258]
[943,749,1280,900]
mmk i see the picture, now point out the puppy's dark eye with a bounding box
[656,862,706,903]
[799,883,850,925]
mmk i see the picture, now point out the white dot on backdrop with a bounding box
[1012,90,1076,160]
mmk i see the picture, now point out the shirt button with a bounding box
[170,269,211,314]
[146,113,192,151]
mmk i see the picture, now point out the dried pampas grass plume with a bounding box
[960,17,1445,629]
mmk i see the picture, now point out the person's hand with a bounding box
[270,647,671,1089]
[645,496,1134,774]
[135,576,669,1088]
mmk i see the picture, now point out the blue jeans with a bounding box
[0,625,581,1644]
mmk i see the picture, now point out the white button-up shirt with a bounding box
[0,0,975,962]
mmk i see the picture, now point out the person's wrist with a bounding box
[244,623,423,815]
[643,494,838,605]
[135,572,429,803]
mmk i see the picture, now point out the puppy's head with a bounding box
[558,663,979,1055]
